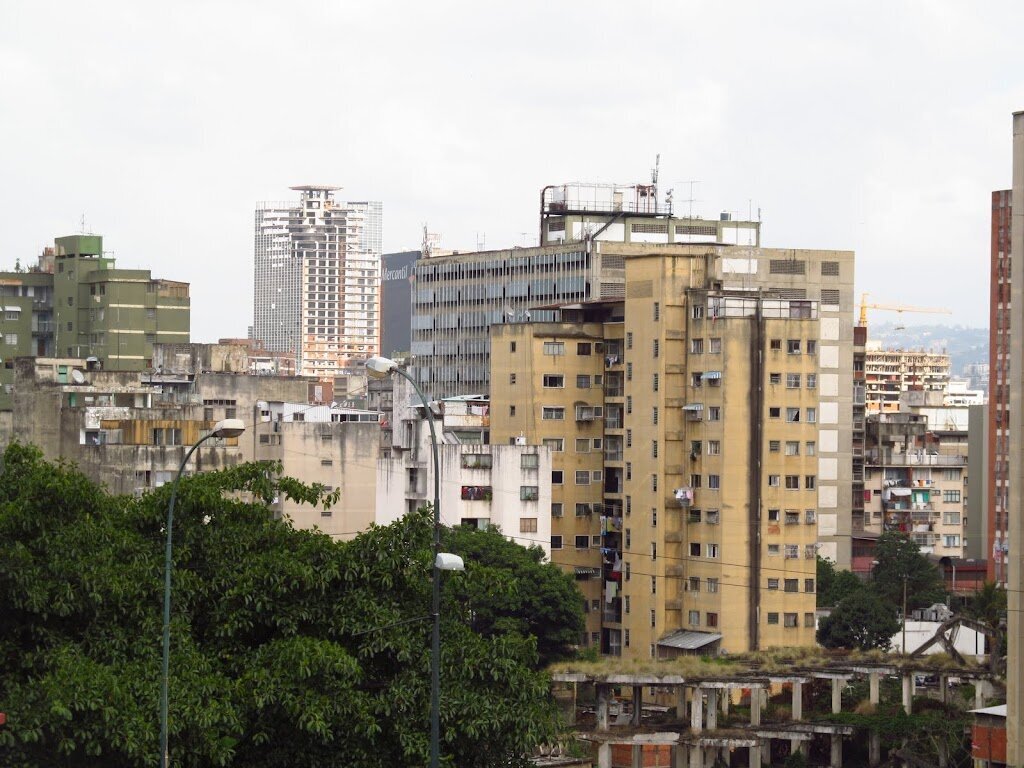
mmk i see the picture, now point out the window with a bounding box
[520,486,539,502]
[768,508,780,521]
[785,441,800,456]
[944,490,961,503]
[651,508,657,527]
[625,596,631,614]
[770,339,781,351]
[787,340,801,354]
[784,613,799,628]
[510,341,517,352]
[651,474,658,492]
[626,462,632,480]
[626,332,633,349]
[542,438,564,452]
[805,509,816,524]
[768,544,781,556]
[592,470,603,481]
[627,429,633,447]
[690,339,704,354]
[787,373,801,388]
[706,613,718,628]
[521,454,539,469]
[806,340,817,354]
[520,517,538,532]
[768,578,779,590]
[806,374,817,389]
[784,579,799,593]
[575,535,589,549]
[509,373,517,385]
[625,495,632,516]
[652,406,659,425]
[785,544,799,559]
[706,543,719,558]
[769,407,781,419]
[692,304,704,319]
[690,474,702,488]
[805,441,816,456]
[708,474,720,490]
[708,406,721,421]
[576,374,591,388]
[785,475,800,489]
[944,534,961,548]
[509,405,516,416]
[542,407,565,420]
[943,468,961,481]
[651,440,658,458]
[543,342,565,355]
[543,374,564,388]
[707,578,719,593]
[575,503,591,517]
[551,535,562,549]
[691,372,703,387]
[768,475,780,487]
[652,373,659,392]
[461,454,493,469]
[705,509,720,524]
[769,440,781,453]
[625,562,631,581]
[786,407,800,422]
[460,486,493,500]
[943,511,961,525]
[5,333,18,345]
[577,342,592,355]
[804,612,816,628]
[709,338,721,353]
[551,503,563,518]
[806,408,817,423]
[805,544,818,559]
[575,439,590,454]
[653,302,660,321]
[689,542,701,557]
[653,339,660,358]
[770,372,782,385]
[767,612,779,625]
[593,438,603,450]
[575,470,590,485]
[785,510,799,525]
[626,362,633,380]
[689,610,700,626]
[805,475,816,490]
[805,579,815,593]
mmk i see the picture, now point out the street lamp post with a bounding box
[160,418,246,768]
[365,356,462,768]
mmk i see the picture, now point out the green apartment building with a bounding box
[0,234,189,406]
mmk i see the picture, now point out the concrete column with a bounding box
[597,685,610,731]
[689,746,704,768]
[691,689,704,732]
[831,678,843,714]
[721,690,730,716]
[677,686,688,721]
[674,743,689,768]
[869,732,881,767]
[633,686,643,726]
[902,674,913,715]
[706,689,718,731]
[748,743,761,768]
[632,743,643,768]
[790,738,801,757]
[761,739,771,766]
[975,680,991,709]
[869,672,880,705]
[937,740,948,768]
[939,675,948,705]
[750,689,762,726]
[830,734,843,768]
[791,682,803,720]
[597,742,611,768]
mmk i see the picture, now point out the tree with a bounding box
[963,581,1007,674]
[817,590,900,650]
[0,444,568,767]
[869,533,944,613]
[444,524,584,668]
[816,556,865,608]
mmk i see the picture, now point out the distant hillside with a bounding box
[867,322,989,377]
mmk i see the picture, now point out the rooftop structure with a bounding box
[863,343,951,414]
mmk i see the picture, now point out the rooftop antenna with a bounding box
[80,214,88,234]
[651,153,660,187]
[679,181,701,219]
[477,232,486,251]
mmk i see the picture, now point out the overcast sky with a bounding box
[1,1,1021,341]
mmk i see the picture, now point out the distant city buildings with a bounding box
[863,344,950,414]
[253,186,381,377]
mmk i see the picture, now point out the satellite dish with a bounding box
[70,369,86,384]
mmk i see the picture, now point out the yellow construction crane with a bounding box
[858,293,952,329]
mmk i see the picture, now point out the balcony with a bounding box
[604,449,624,462]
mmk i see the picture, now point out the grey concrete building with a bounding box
[253,186,382,377]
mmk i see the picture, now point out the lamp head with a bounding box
[435,552,465,571]
[365,356,398,380]
[211,418,246,439]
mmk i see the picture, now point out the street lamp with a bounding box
[160,418,245,768]
[365,356,463,768]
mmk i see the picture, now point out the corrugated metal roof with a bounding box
[657,630,722,650]
[969,704,1006,717]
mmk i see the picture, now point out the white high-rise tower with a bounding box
[254,186,382,376]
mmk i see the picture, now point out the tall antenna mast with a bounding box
[679,181,701,219]
[651,154,660,199]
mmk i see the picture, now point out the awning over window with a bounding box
[701,371,722,380]
[682,403,704,412]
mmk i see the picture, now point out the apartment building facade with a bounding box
[989,188,1012,584]
[0,234,189,407]
[863,345,950,414]
[489,243,853,657]
[254,186,382,377]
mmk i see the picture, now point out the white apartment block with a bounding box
[254,186,382,377]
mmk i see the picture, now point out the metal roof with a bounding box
[969,704,1007,717]
[657,630,722,651]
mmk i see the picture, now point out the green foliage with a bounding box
[816,556,865,607]
[817,590,900,650]
[869,533,945,612]
[0,444,564,767]
[444,524,584,668]
[963,581,1007,673]
[826,701,971,766]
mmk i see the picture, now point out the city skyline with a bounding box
[1,2,1021,340]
